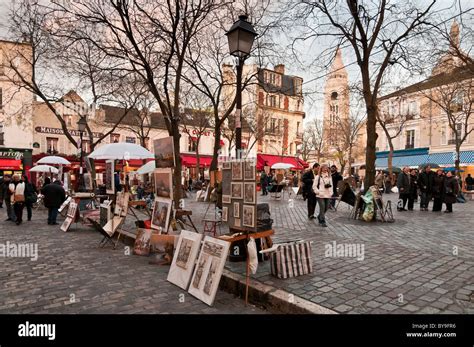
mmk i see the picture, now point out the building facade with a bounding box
[0,40,35,175]
[223,63,305,157]
[375,22,474,177]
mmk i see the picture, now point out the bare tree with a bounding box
[287,0,437,188]
[302,118,324,163]
[5,0,139,152]
[377,94,416,176]
[50,0,229,204]
[421,75,474,171]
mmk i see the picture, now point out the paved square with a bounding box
[186,193,474,314]
[0,208,263,314]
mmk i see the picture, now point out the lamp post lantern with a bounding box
[77,117,87,191]
[225,15,257,158]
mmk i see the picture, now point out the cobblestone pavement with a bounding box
[0,207,263,314]
[185,192,474,314]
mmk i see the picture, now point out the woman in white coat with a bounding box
[312,164,333,227]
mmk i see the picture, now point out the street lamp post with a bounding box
[226,15,257,159]
[77,117,87,191]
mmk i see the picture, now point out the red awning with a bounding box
[181,154,213,167]
[0,159,22,170]
[257,154,309,171]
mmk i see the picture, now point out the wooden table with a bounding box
[218,229,274,305]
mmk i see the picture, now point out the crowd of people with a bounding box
[0,174,66,226]
[389,166,464,213]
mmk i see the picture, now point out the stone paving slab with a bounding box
[0,207,264,314]
[184,193,474,314]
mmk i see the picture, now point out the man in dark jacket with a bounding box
[302,163,320,219]
[465,174,474,191]
[41,180,66,225]
[2,175,15,221]
[418,165,434,211]
[396,167,411,211]
[330,165,343,208]
[444,171,459,213]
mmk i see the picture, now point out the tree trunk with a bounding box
[196,140,201,181]
[171,124,182,207]
[455,144,461,172]
[365,105,378,188]
[348,145,353,176]
[388,141,394,177]
[210,123,221,172]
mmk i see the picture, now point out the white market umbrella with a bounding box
[37,156,71,165]
[30,165,59,174]
[137,160,156,175]
[271,163,295,170]
[88,143,155,160]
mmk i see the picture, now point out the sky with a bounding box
[0,0,472,124]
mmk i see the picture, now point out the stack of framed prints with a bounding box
[167,230,204,290]
[221,160,257,231]
[188,236,231,306]
[60,201,78,232]
[58,196,72,216]
[150,167,174,234]
[99,200,112,227]
[133,229,153,256]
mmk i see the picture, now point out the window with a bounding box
[188,137,197,152]
[0,123,4,146]
[125,136,136,144]
[82,140,90,154]
[331,91,338,100]
[449,123,463,145]
[269,95,277,107]
[0,88,2,110]
[296,122,300,135]
[110,133,120,143]
[409,100,418,116]
[405,130,415,149]
[46,137,59,154]
[63,115,72,126]
[453,91,464,110]
[440,125,447,145]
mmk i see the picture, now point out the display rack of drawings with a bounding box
[221,160,258,231]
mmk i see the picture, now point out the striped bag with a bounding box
[270,241,313,279]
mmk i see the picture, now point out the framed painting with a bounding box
[105,159,115,194]
[153,168,173,199]
[151,197,172,232]
[244,182,256,204]
[133,229,152,256]
[221,206,228,222]
[233,202,240,218]
[244,161,255,181]
[242,205,256,228]
[222,195,231,204]
[231,182,243,199]
[231,161,242,180]
[153,137,175,168]
[167,230,204,290]
[188,237,231,306]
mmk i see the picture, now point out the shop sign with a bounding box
[35,126,103,138]
[0,151,23,160]
[181,128,215,137]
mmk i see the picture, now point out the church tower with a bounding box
[322,48,350,155]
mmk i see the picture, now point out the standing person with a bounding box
[418,165,434,211]
[260,171,268,196]
[375,170,385,193]
[444,171,459,213]
[43,177,51,188]
[408,169,418,211]
[2,175,15,222]
[302,163,320,219]
[41,180,66,225]
[465,174,474,191]
[384,173,392,194]
[23,175,37,222]
[292,172,299,187]
[10,175,26,225]
[330,165,343,208]
[313,164,333,227]
[0,176,4,208]
[432,169,445,212]
[396,167,411,211]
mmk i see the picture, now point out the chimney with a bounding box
[274,64,285,75]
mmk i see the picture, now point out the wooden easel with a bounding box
[218,228,274,305]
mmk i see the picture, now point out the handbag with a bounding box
[14,194,25,203]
